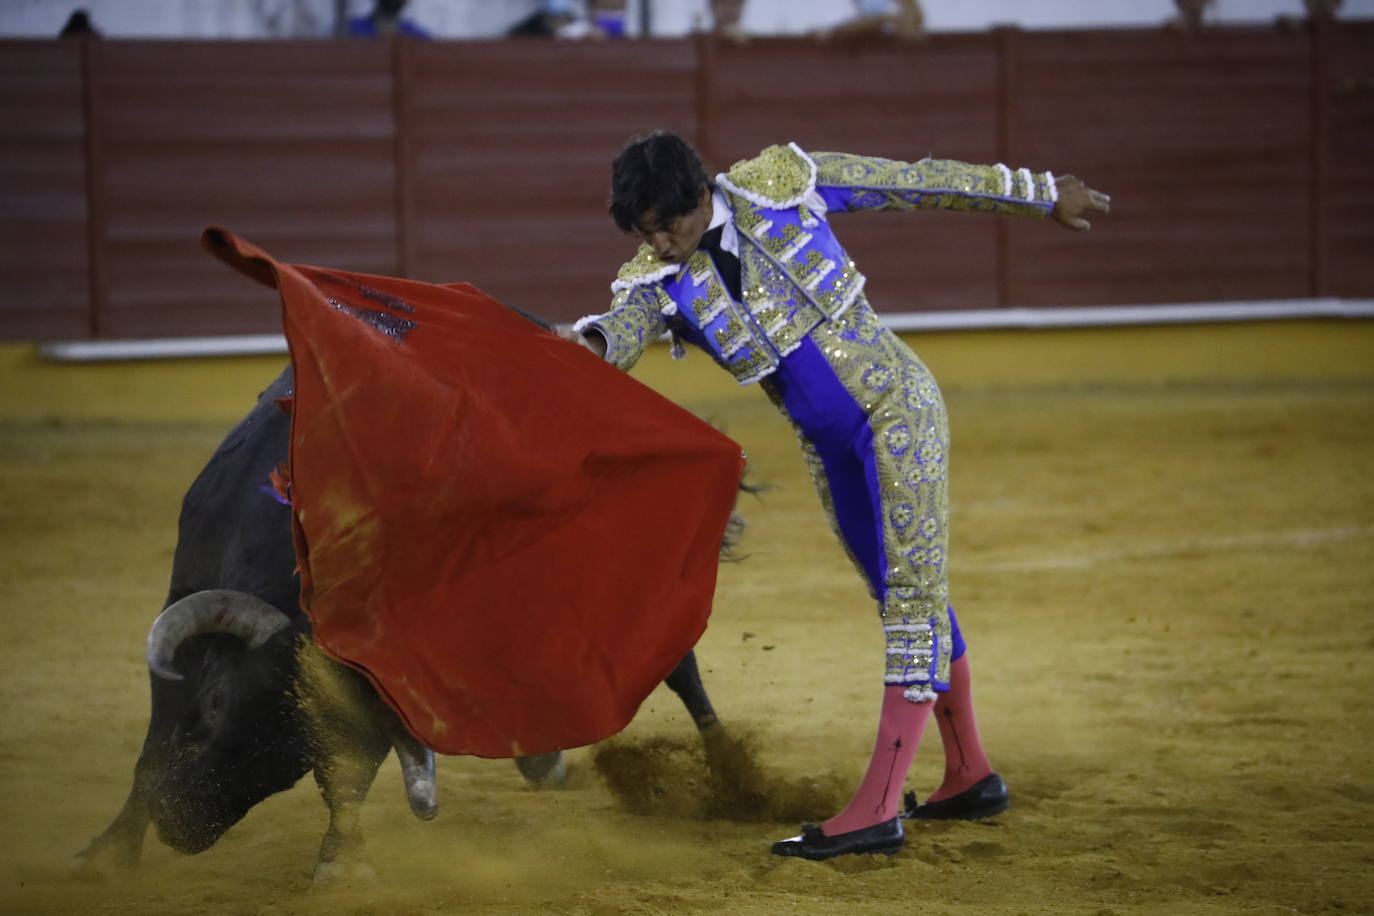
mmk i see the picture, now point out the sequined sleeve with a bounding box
[810,151,1057,219]
[573,284,670,373]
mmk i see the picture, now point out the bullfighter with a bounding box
[561,131,1110,860]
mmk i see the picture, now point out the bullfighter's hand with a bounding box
[1051,175,1111,231]
[555,324,608,358]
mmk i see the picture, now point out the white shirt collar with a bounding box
[708,190,740,255]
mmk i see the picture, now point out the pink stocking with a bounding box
[822,685,931,836]
[925,653,992,803]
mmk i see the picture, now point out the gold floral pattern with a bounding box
[811,151,1056,218]
[578,284,668,373]
[718,143,817,208]
[612,242,681,293]
[785,298,955,689]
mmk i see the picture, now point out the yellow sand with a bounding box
[1,321,1371,915]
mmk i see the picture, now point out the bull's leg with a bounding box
[515,751,567,788]
[303,661,396,883]
[311,736,390,883]
[71,782,149,876]
[511,649,719,791]
[377,709,437,820]
[665,648,739,775]
[664,649,720,732]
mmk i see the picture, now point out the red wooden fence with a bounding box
[1,23,1370,340]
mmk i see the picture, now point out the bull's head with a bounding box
[142,591,310,853]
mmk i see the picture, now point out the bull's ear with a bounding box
[202,227,280,290]
[147,590,292,681]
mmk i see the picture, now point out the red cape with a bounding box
[204,228,744,757]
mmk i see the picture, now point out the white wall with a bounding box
[1,0,1370,38]
[0,0,330,38]
[740,0,1374,34]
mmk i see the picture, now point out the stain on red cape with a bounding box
[204,228,744,758]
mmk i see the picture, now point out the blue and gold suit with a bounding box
[576,143,1057,700]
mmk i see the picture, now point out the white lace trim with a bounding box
[902,686,937,703]
[610,261,680,294]
[699,297,728,324]
[1017,167,1034,201]
[715,141,819,210]
[737,362,779,385]
[779,231,814,263]
[883,622,933,634]
[803,259,836,292]
[1045,171,1059,204]
[994,163,1013,197]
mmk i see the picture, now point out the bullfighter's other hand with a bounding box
[1051,175,1111,231]
[555,324,608,358]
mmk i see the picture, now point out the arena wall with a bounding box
[1,24,1371,341]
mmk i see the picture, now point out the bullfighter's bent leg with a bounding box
[929,609,992,801]
[905,607,1009,819]
[762,333,947,845]
[804,413,937,839]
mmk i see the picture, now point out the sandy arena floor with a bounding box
[1,325,1372,915]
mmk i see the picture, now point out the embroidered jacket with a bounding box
[576,143,1059,384]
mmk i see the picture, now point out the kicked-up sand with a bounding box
[0,320,1371,915]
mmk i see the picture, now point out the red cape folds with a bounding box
[203,228,744,758]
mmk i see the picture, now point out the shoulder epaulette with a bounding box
[611,242,680,293]
[716,142,818,209]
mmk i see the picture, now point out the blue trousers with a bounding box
[761,304,964,698]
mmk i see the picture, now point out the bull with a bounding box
[74,362,726,881]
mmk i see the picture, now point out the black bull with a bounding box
[74,362,725,880]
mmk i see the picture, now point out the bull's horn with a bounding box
[146,589,292,681]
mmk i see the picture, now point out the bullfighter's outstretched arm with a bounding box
[719,143,1109,231]
[812,151,1109,230]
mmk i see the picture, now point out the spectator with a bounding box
[591,0,628,37]
[509,1,624,39]
[59,8,99,37]
[708,0,749,41]
[1303,0,1343,21]
[1168,0,1216,32]
[819,0,924,42]
[348,0,430,38]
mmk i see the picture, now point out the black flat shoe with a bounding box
[770,817,904,860]
[903,772,1010,821]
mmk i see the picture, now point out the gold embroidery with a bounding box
[798,250,837,292]
[721,144,815,207]
[583,285,666,372]
[788,298,955,686]
[712,315,750,358]
[613,242,679,291]
[811,151,1055,218]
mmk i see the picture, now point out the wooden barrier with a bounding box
[1,23,1370,340]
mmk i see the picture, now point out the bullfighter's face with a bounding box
[635,186,713,266]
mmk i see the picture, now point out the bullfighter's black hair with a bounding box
[609,130,715,234]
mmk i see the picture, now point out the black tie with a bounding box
[699,225,743,302]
